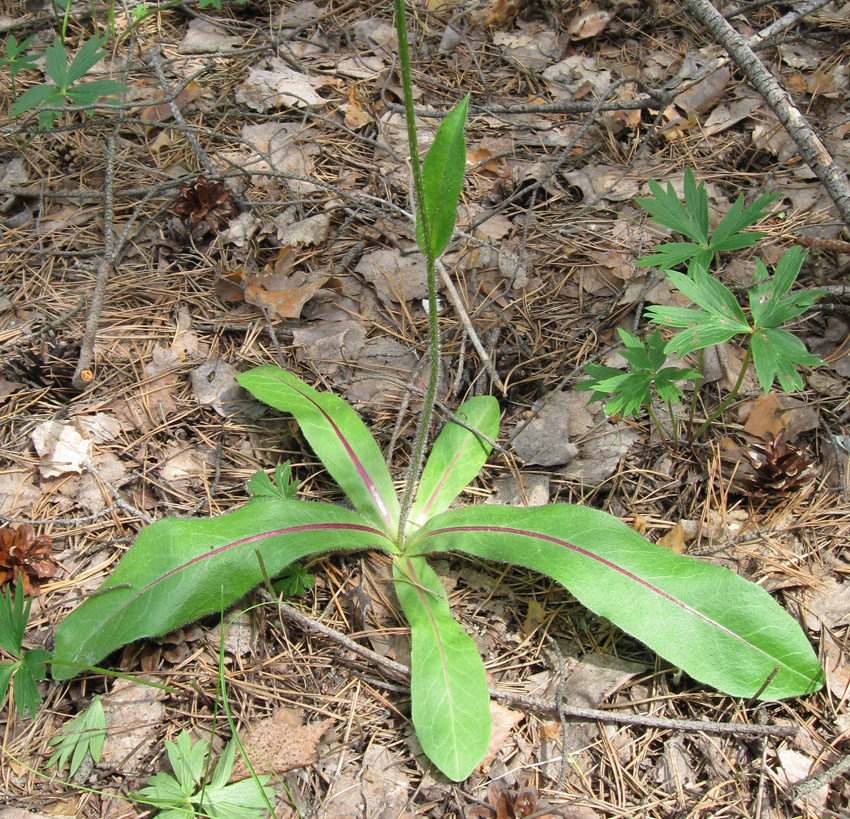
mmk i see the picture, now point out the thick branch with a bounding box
[683,0,850,231]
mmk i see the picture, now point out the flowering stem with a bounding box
[394,0,440,546]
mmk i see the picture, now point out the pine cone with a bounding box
[0,524,56,596]
[738,430,815,497]
[121,624,204,672]
[172,175,236,236]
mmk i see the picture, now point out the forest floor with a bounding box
[1,1,850,817]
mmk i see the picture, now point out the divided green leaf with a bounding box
[47,696,106,777]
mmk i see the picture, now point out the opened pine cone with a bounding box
[172,175,236,235]
[0,524,56,596]
[722,430,816,498]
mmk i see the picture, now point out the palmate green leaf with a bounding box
[575,363,627,405]
[409,505,824,700]
[654,366,700,403]
[417,94,469,259]
[47,696,106,777]
[0,574,30,655]
[751,327,823,393]
[666,267,749,330]
[637,242,702,271]
[393,556,490,781]
[52,500,394,678]
[749,247,824,329]
[711,190,777,247]
[44,38,69,89]
[14,649,50,718]
[237,366,399,532]
[66,78,127,106]
[682,167,709,245]
[10,84,60,117]
[592,372,651,418]
[66,36,109,85]
[247,460,299,501]
[635,179,705,243]
[408,395,499,529]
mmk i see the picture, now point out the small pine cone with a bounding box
[172,175,237,235]
[0,524,56,596]
[738,430,816,497]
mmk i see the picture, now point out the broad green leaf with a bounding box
[751,327,822,393]
[237,366,399,532]
[659,321,744,358]
[408,395,499,529]
[393,556,490,781]
[44,38,68,88]
[66,36,108,85]
[417,94,469,259]
[409,505,824,700]
[52,500,394,678]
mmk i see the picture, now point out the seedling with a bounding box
[577,328,700,442]
[10,36,127,130]
[0,575,51,719]
[132,730,274,818]
[49,5,824,784]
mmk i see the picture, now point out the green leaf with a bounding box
[683,167,709,245]
[0,574,30,656]
[66,36,108,85]
[666,267,749,330]
[47,696,106,777]
[711,191,777,248]
[52,500,395,678]
[409,395,499,529]
[66,78,127,106]
[409,504,824,700]
[272,562,314,597]
[393,556,491,781]
[417,94,470,259]
[44,38,69,89]
[10,84,61,116]
[635,178,705,244]
[751,327,823,393]
[637,242,703,271]
[0,662,17,709]
[134,732,274,818]
[13,649,50,718]
[237,366,400,532]
[247,461,300,502]
[749,247,824,330]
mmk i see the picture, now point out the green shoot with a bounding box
[246,461,300,502]
[1,34,38,101]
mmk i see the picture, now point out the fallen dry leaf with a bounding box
[229,708,334,779]
[99,677,166,768]
[31,420,92,477]
[236,58,330,112]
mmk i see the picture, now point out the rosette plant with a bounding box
[51,0,823,783]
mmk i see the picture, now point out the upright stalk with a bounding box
[694,343,753,438]
[394,0,441,546]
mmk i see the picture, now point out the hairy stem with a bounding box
[646,403,667,442]
[394,0,440,546]
[695,342,753,438]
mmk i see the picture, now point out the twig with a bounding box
[3,296,85,349]
[683,0,850,231]
[437,259,506,395]
[793,752,850,801]
[265,592,799,740]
